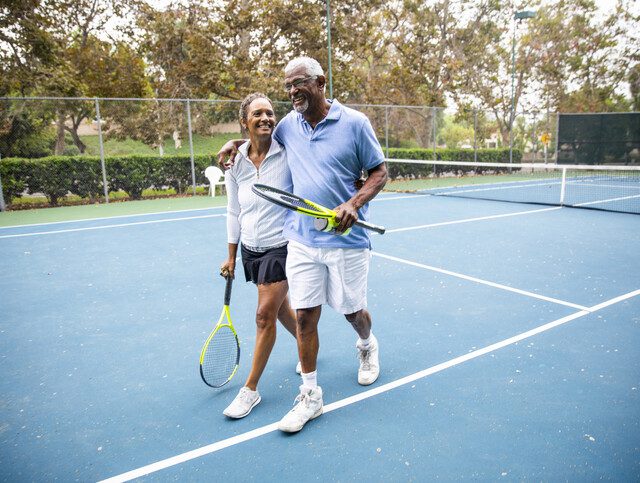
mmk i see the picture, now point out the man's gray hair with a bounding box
[284,56,324,77]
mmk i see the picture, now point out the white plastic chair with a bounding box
[204,166,225,197]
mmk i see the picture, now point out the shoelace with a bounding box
[291,392,311,411]
[238,388,255,404]
[359,348,371,371]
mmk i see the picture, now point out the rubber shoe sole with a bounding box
[223,395,261,419]
[278,406,323,433]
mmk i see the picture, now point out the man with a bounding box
[218,56,387,433]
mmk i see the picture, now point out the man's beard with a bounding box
[293,97,309,114]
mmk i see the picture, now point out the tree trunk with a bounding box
[55,111,66,155]
[68,127,87,153]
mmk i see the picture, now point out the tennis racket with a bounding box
[251,183,386,235]
[199,275,240,388]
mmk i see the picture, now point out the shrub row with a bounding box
[0,155,213,206]
[0,148,521,206]
[385,147,521,179]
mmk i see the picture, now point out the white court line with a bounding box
[386,206,562,233]
[372,251,589,311]
[98,288,640,483]
[574,193,640,208]
[0,214,226,239]
[0,191,415,233]
[0,205,226,230]
[0,198,559,240]
[373,194,427,202]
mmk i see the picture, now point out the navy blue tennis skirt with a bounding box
[241,244,288,285]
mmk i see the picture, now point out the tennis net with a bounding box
[384,159,640,215]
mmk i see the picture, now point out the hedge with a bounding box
[0,148,522,206]
[385,147,522,179]
[0,154,213,206]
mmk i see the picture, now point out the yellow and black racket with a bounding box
[251,183,386,234]
[199,275,240,388]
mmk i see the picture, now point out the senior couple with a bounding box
[217,56,387,433]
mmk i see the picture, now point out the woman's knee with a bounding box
[255,307,277,331]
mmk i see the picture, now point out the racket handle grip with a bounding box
[224,275,233,305]
[355,219,386,235]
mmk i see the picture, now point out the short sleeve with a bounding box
[357,118,385,171]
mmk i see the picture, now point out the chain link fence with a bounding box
[0,96,561,210]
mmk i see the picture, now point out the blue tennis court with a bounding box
[1,193,639,481]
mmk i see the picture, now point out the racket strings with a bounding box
[201,325,239,387]
[281,195,320,212]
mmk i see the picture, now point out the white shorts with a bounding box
[286,239,370,314]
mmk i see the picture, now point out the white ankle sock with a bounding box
[358,333,373,349]
[301,370,318,389]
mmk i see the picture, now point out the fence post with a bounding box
[544,110,549,164]
[0,152,6,211]
[432,107,437,160]
[509,110,514,163]
[384,106,389,157]
[95,98,109,203]
[554,111,560,163]
[186,99,197,196]
[531,111,536,163]
[473,109,478,163]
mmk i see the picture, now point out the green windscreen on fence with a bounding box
[557,113,640,165]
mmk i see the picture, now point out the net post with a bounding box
[384,106,389,157]
[560,167,567,205]
[0,151,6,211]
[95,98,109,204]
[186,99,197,196]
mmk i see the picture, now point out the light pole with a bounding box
[509,9,536,163]
[325,0,333,99]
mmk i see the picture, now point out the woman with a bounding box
[220,92,299,419]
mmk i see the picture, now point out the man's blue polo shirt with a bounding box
[273,99,385,249]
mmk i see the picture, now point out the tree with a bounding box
[61,36,150,153]
[0,0,59,96]
[531,0,638,113]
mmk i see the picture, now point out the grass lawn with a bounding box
[0,195,228,227]
[81,132,240,157]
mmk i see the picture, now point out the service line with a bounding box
[371,251,589,311]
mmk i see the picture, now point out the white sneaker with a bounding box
[295,361,302,374]
[223,387,261,419]
[357,335,380,386]
[278,385,323,433]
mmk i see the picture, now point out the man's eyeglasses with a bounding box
[284,76,317,93]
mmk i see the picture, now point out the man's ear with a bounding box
[316,75,326,89]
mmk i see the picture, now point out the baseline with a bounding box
[0,213,226,239]
[386,206,561,233]
[0,206,226,231]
